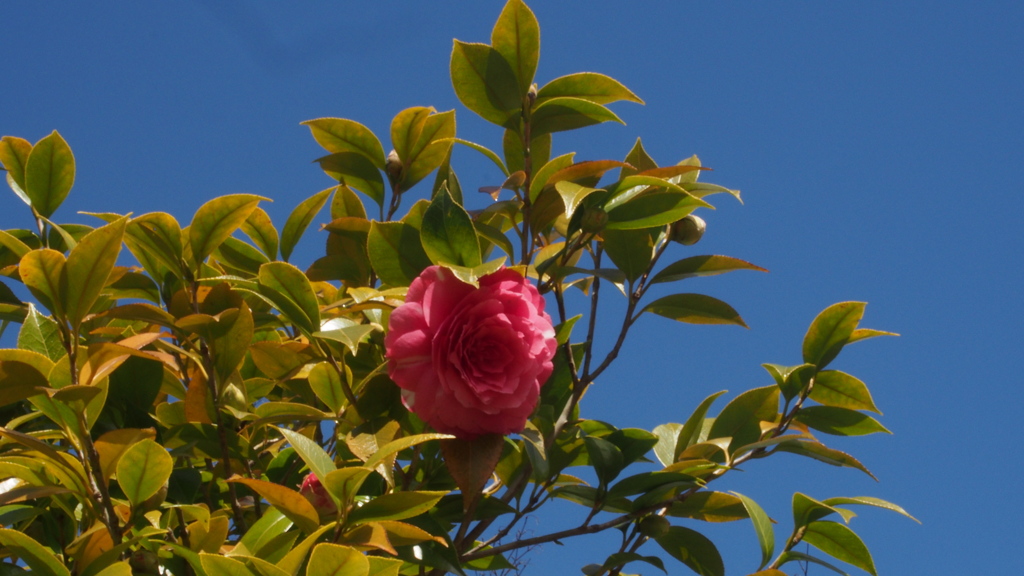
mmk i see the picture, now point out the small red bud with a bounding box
[300,473,338,518]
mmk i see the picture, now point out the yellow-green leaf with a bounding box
[94,427,157,482]
[450,41,521,128]
[537,72,644,106]
[202,553,258,576]
[258,262,321,335]
[643,293,748,328]
[0,136,32,193]
[0,527,72,576]
[303,118,386,169]
[491,0,540,96]
[189,194,266,267]
[241,207,280,261]
[24,130,75,218]
[19,248,66,318]
[281,187,334,262]
[346,491,447,525]
[116,438,173,507]
[306,543,369,576]
[802,302,866,368]
[65,217,128,330]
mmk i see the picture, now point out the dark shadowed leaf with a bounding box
[651,255,768,285]
[732,491,775,569]
[654,526,724,576]
[367,221,432,286]
[420,186,481,267]
[258,262,321,335]
[668,491,748,522]
[643,294,748,328]
[601,228,657,283]
[315,152,384,210]
[0,359,50,407]
[775,440,877,480]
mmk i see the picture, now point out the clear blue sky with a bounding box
[4,1,1022,574]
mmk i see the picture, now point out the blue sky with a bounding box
[3,1,1023,574]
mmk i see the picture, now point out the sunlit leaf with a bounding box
[651,255,767,285]
[94,427,157,482]
[532,97,624,136]
[794,406,890,436]
[821,496,920,523]
[707,386,779,454]
[17,304,65,362]
[241,207,279,261]
[420,185,481,268]
[537,72,644,106]
[190,194,266,267]
[229,478,319,534]
[65,217,128,330]
[809,370,880,413]
[306,543,369,576]
[24,131,75,218]
[491,0,539,96]
[116,438,173,507]
[280,187,331,261]
[315,152,384,210]
[367,221,432,287]
[450,41,521,128]
[258,262,321,335]
[0,528,72,576]
[0,136,32,193]
[731,491,775,569]
[19,248,66,318]
[802,302,866,368]
[303,117,386,169]
[276,427,336,482]
[347,491,448,525]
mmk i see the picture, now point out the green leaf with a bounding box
[642,294,748,328]
[0,136,32,194]
[654,526,724,576]
[366,433,455,471]
[331,185,368,220]
[602,228,657,283]
[731,491,775,569]
[201,553,258,576]
[64,216,128,330]
[761,363,815,402]
[802,302,866,368]
[229,478,319,534]
[315,152,385,210]
[347,491,448,525]
[241,207,279,261]
[668,491,748,522]
[651,255,768,285]
[622,138,658,178]
[367,221,432,287]
[277,427,336,482]
[821,496,920,524]
[529,152,575,201]
[810,370,880,413]
[584,435,626,486]
[775,441,877,480]
[321,467,373,510]
[0,228,32,259]
[794,406,890,436]
[491,0,539,96]
[605,191,710,230]
[190,194,266,268]
[213,304,255,382]
[792,492,846,529]
[450,41,522,128]
[303,118,386,169]
[652,423,683,467]
[453,138,508,177]
[399,109,456,193]
[553,180,602,219]
[531,97,624,136]
[306,543,369,576]
[678,390,728,451]
[258,261,321,335]
[116,438,173,507]
[802,521,877,576]
[314,324,375,356]
[847,328,898,345]
[0,528,72,576]
[307,362,346,414]
[707,386,779,454]
[19,248,66,318]
[537,72,644,106]
[277,525,335,576]
[280,188,333,262]
[420,185,481,267]
[597,552,666,575]
[125,212,185,279]
[17,304,65,362]
[24,131,75,218]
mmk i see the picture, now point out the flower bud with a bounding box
[385,149,402,179]
[300,473,338,519]
[669,214,706,246]
[527,83,538,107]
[129,549,160,574]
[580,206,609,234]
[637,515,671,538]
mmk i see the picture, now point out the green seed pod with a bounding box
[669,214,706,245]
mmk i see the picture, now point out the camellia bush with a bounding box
[0,2,915,575]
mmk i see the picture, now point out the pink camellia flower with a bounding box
[385,266,557,439]
[299,473,337,517]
